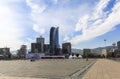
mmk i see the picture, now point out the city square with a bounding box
[0,0,120,79]
[0,59,95,79]
[0,59,120,79]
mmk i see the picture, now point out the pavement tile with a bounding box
[83,59,120,79]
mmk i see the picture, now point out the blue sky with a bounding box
[0,0,120,50]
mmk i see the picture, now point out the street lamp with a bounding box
[103,39,107,58]
[104,39,107,47]
[112,43,116,57]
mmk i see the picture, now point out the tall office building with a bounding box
[17,45,27,58]
[117,41,120,50]
[83,49,91,58]
[31,43,41,53]
[36,36,44,52]
[44,44,50,55]
[62,42,71,55]
[50,27,60,55]
[31,36,45,53]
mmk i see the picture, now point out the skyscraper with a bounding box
[31,36,45,53]
[117,41,120,50]
[50,27,60,55]
[36,36,44,52]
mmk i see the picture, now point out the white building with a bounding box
[101,49,107,57]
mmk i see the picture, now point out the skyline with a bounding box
[0,0,120,50]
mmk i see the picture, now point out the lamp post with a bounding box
[103,39,107,58]
[104,39,107,47]
[112,43,116,57]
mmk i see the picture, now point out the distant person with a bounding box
[30,57,35,62]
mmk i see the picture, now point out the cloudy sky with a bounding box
[0,0,120,50]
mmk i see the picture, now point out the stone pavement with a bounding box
[0,59,95,79]
[0,76,46,79]
[82,59,120,79]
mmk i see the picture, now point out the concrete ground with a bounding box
[0,59,95,79]
[83,59,120,79]
[0,76,45,79]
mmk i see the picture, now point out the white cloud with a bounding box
[63,35,70,42]
[0,0,44,51]
[26,0,46,14]
[0,1,25,50]
[53,0,58,4]
[71,0,120,45]
[75,15,89,32]
[26,0,91,44]
[92,0,110,20]
[33,24,45,34]
[26,0,48,35]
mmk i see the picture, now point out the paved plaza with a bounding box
[0,76,45,79]
[0,59,95,79]
[1,59,120,79]
[83,59,120,79]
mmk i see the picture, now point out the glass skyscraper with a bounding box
[50,27,60,55]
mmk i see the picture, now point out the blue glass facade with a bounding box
[50,27,60,55]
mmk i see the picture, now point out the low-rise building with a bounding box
[17,45,27,59]
[0,47,11,59]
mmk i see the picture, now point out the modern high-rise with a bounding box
[62,42,71,55]
[50,27,60,55]
[36,36,44,52]
[117,41,120,50]
[31,43,41,53]
[31,36,45,53]
[44,44,50,55]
